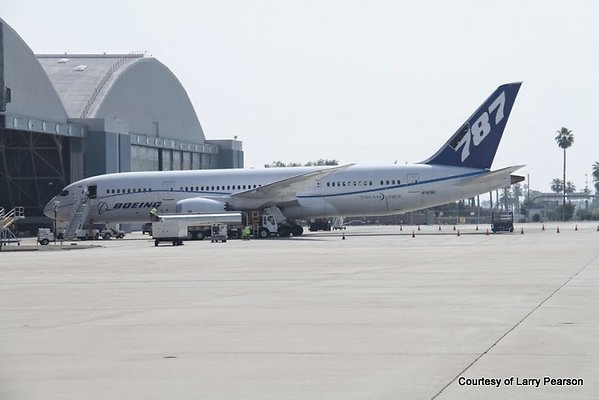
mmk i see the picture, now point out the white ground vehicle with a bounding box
[152,220,188,246]
[210,224,228,243]
[75,228,100,240]
[37,228,54,245]
[152,212,244,246]
[101,227,125,239]
[151,209,286,245]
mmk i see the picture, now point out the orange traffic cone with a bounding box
[457,229,460,237]
[520,227,524,234]
[557,226,560,233]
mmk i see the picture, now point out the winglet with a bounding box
[421,82,522,170]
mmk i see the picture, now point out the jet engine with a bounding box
[175,197,228,214]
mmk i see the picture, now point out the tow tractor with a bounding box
[210,224,228,243]
[37,228,54,245]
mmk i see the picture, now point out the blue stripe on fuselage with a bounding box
[297,169,486,199]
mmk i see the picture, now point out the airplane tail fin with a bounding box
[421,82,522,170]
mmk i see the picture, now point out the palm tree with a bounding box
[592,162,599,193]
[550,178,563,194]
[555,127,574,220]
[512,183,523,210]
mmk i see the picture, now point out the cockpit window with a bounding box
[59,190,69,197]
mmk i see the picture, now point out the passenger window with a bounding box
[386,180,389,185]
[327,182,330,187]
[117,189,120,194]
[380,180,383,185]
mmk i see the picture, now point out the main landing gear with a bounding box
[277,224,304,237]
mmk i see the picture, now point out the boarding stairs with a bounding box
[0,207,24,246]
[63,197,90,239]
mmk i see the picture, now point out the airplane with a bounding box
[44,82,524,237]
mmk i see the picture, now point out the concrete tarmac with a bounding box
[0,223,597,399]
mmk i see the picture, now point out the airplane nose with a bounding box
[43,198,58,219]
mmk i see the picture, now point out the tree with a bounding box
[555,127,574,220]
[264,159,339,168]
[550,179,575,195]
[592,162,599,193]
[550,178,563,194]
[304,159,339,166]
[500,188,512,210]
[511,183,523,210]
[264,161,302,168]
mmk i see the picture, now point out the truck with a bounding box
[491,211,514,233]
[37,228,54,245]
[150,208,292,245]
[73,226,125,240]
[152,212,244,246]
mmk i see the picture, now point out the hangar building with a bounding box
[0,17,243,225]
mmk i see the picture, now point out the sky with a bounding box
[4,0,599,192]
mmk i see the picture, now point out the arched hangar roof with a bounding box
[37,54,206,143]
[0,17,68,122]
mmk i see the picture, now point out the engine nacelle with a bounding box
[176,197,227,214]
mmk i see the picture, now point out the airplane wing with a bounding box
[454,165,525,186]
[230,164,354,207]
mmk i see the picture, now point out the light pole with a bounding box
[53,201,60,244]
[527,173,530,204]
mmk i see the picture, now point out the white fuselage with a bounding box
[45,164,513,224]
